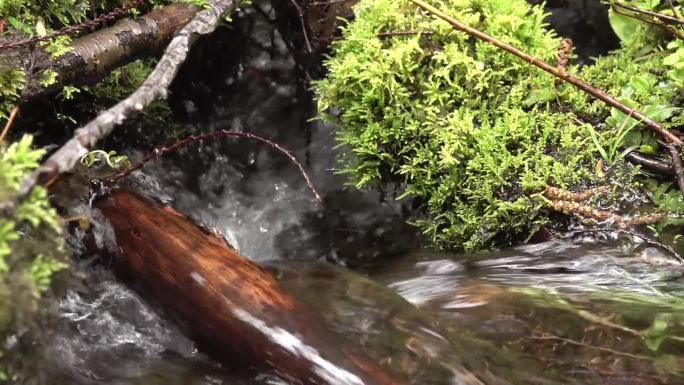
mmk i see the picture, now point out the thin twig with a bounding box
[664,141,684,196]
[666,0,682,21]
[624,151,674,175]
[566,228,684,262]
[308,0,355,5]
[288,0,313,53]
[0,0,241,216]
[106,130,322,202]
[528,333,654,361]
[408,0,682,147]
[612,2,684,41]
[377,30,434,38]
[0,106,20,144]
[613,1,684,26]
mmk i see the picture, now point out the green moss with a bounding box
[315,0,683,251]
[0,136,65,334]
[0,66,25,120]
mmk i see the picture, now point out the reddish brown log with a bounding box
[95,189,403,385]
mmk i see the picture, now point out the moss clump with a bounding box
[316,0,684,251]
[316,0,598,250]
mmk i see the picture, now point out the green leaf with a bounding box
[608,8,642,43]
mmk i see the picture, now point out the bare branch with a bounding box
[0,106,19,144]
[665,141,684,195]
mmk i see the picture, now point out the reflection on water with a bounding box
[35,237,684,384]
[373,239,684,385]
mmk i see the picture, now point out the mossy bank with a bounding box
[315,0,684,251]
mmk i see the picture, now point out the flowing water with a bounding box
[23,2,684,384]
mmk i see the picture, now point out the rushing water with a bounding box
[25,2,684,384]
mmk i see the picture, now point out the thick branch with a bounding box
[9,0,241,207]
[22,3,201,99]
[408,0,683,147]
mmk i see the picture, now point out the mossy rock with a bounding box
[315,0,684,251]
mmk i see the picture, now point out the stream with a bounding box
[21,1,684,384]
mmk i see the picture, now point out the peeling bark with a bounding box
[22,3,200,99]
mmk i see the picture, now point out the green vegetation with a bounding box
[0,136,65,348]
[315,0,684,251]
[0,0,179,374]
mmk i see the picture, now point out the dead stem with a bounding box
[613,1,684,27]
[612,2,684,41]
[377,30,434,38]
[0,106,19,144]
[288,0,313,53]
[555,38,572,86]
[528,333,654,361]
[0,0,146,51]
[566,227,683,262]
[664,141,684,197]
[543,186,610,202]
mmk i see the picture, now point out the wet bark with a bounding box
[95,189,404,385]
[22,3,200,100]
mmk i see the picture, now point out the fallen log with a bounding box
[95,189,404,385]
[21,3,200,100]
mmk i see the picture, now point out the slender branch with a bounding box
[0,0,242,215]
[612,2,684,41]
[288,0,313,52]
[106,130,322,202]
[0,106,19,144]
[666,0,682,21]
[665,141,684,195]
[528,333,654,361]
[377,30,434,38]
[408,0,683,147]
[613,1,684,26]
[565,228,684,262]
[624,151,674,175]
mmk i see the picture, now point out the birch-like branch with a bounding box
[2,0,241,213]
[22,3,201,99]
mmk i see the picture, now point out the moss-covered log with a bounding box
[95,189,403,385]
[21,3,200,99]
